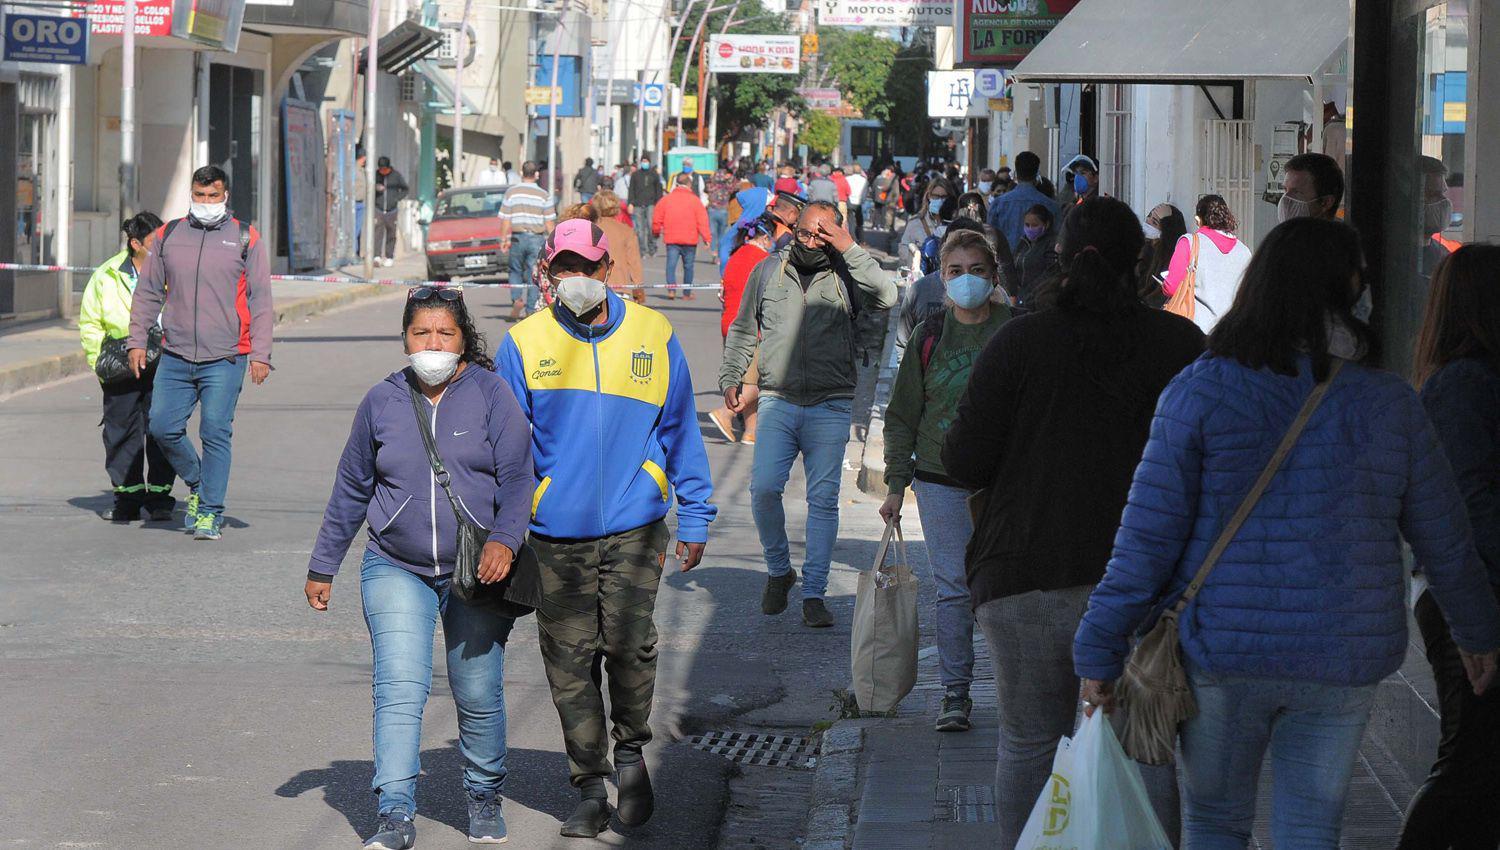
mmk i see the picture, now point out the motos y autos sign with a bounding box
[958,0,1077,65]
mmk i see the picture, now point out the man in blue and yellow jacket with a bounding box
[496,219,715,838]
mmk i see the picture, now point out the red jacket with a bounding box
[720,243,769,337]
[652,187,711,246]
[830,171,851,202]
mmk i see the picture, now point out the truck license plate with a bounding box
[463,255,487,269]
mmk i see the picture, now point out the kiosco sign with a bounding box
[957,0,1078,65]
[2,13,90,64]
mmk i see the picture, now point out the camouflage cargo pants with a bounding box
[532,520,670,785]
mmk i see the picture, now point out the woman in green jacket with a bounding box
[879,229,1011,733]
[79,212,176,522]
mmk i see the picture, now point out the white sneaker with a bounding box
[383,258,394,268]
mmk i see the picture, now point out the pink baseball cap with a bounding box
[543,219,609,262]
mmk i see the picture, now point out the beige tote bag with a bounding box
[851,519,919,713]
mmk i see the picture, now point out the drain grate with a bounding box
[944,784,997,823]
[687,731,819,769]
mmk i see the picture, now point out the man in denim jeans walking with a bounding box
[498,161,557,320]
[652,173,711,300]
[719,201,898,627]
[126,165,274,540]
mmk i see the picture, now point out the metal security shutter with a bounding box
[1201,119,1256,245]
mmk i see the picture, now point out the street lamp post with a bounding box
[119,0,136,221]
[452,0,474,180]
[545,9,563,198]
[364,0,380,280]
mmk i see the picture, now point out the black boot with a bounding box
[560,784,613,839]
[614,753,654,827]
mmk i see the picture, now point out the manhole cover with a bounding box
[687,731,818,769]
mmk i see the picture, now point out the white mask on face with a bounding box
[190,201,228,224]
[1278,194,1315,223]
[409,349,460,385]
[1142,223,1161,241]
[1423,198,1454,236]
[555,276,610,316]
[1352,285,1374,323]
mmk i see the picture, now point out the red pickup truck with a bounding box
[424,185,509,281]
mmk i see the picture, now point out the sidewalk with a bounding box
[0,256,417,398]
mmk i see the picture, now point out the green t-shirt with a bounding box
[883,305,1011,493]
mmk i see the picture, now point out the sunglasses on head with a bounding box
[409,286,462,302]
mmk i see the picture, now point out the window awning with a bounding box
[357,19,441,76]
[1010,0,1350,85]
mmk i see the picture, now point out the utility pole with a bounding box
[119,0,136,221]
[695,0,739,146]
[452,0,474,181]
[545,10,563,197]
[364,0,379,279]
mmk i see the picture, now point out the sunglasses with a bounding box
[409,286,462,302]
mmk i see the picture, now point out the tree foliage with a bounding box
[815,29,898,122]
[800,112,841,157]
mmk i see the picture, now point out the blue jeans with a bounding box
[360,551,515,817]
[750,396,852,599]
[912,481,975,690]
[508,232,545,306]
[1181,668,1377,848]
[354,200,365,253]
[665,244,696,293]
[708,207,729,253]
[148,352,246,518]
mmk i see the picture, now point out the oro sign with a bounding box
[2,13,90,64]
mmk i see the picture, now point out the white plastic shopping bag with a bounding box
[850,519,918,713]
[1015,711,1171,850]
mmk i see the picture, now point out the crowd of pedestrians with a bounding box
[78,146,1500,849]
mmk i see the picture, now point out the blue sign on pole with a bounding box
[634,84,665,110]
[2,13,90,65]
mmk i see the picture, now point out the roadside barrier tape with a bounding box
[0,262,724,290]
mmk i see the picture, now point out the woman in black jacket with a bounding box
[1012,203,1058,304]
[941,197,1205,846]
[1400,244,1500,849]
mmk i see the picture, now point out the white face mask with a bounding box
[408,349,460,385]
[1352,285,1373,323]
[555,276,610,316]
[1142,222,1161,241]
[190,201,228,224]
[1278,194,1315,223]
[1423,198,1454,236]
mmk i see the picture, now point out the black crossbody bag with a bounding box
[407,382,542,617]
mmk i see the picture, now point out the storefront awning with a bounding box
[1011,0,1350,84]
[357,19,441,76]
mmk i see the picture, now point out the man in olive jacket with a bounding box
[719,200,898,627]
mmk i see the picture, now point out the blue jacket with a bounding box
[1421,357,1500,583]
[987,182,1059,253]
[1075,354,1500,686]
[309,364,534,579]
[496,290,716,542]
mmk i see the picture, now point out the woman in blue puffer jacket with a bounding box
[1073,219,1500,848]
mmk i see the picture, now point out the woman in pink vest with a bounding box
[1162,195,1252,333]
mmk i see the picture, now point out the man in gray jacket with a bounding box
[127,165,274,541]
[720,201,898,627]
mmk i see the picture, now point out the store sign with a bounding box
[927,69,975,118]
[973,67,1010,98]
[817,0,952,28]
[170,0,246,51]
[636,83,665,108]
[797,87,843,112]
[707,34,800,75]
[79,0,173,36]
[533,55,582,117]
[958,0,1079,65]
[682,94,698,120]
[2,14,90,64]
[525,86,562,106]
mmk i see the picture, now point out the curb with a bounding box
[0,284,394,398]
[802,721,875,850]
[856,306,902,498]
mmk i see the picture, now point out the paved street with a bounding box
[0,255,900,849]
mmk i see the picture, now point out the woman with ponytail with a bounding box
[942,197,1204,846]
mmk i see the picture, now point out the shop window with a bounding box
[1098,84,1132,209]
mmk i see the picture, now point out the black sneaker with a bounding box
[467,791,508,844]
[147,506,176,523]
[935,688,973,732]
[615,758,653,827]
[364,812,415,849]
[102,505,138,523]
[802,598,834,628]
[761,570,798,615]
[559,797,613,838]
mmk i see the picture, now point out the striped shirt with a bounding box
[499,182,555,234]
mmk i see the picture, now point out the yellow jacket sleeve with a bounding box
[77,270,109,369]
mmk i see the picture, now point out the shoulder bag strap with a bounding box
[407,382,469,523]
[1171,359,1346,613]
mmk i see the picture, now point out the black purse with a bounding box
[406,382,542,617]
[95,327,162,386]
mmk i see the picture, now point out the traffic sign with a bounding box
[2,13,89,64]
[635,83,665,109]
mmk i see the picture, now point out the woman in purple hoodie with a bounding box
[304,288,534,849]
